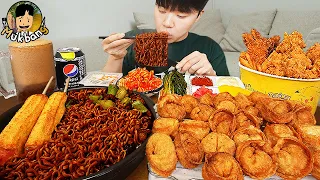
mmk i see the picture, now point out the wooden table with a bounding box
[0,96,319,180]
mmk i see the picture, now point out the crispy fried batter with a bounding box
[263,124,301,147]
[312,150,320,180]
[212,92,235,107]
[289,103,316,128]
[181,95,199,117]
[236,140,277,179]
[208,109,236,137]
[295,125,320,152]
[190,104,215,122]
[199,93,215,107]
[234,111,262,130]
[306,42,320,64]
[232,125,267,146]
[272,138,313,180]
[201,132,236,156]
[157,94,186,120]
[234,93,254,110]
[202,152,243,180]
[216,100,238,114]
[174,131,204,169]
[152,118,179,138]
[146,133,177,177]
[179,120,210,140]
[276,31,306,56]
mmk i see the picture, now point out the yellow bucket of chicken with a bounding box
[239,63,320,114]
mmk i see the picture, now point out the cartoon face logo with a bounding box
[15,4,34,32]
[63,64,78,77]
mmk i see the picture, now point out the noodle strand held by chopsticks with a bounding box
[134,32,168,66]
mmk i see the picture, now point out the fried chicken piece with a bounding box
[261,51,287,76]
[276,31,306,56]
[285,47,313,78]
[179,120,210,140]
[146,133,177,177]
[157,94,186,120]
[201,132,236,156]
[236,140,277,179]
[190,104,215,122]
[305,59,320,78]
[202,153,243,180]
[272,138,313,180]
[306,42,320,64]
[174,131,204,169]
[241,29,280,71]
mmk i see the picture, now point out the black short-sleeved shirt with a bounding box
[122,29,229,76]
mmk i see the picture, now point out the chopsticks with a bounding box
[98,36,136,39]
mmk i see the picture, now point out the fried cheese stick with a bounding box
[0,94,48,165]
[25,91,67,150]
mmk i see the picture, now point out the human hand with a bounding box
[176,51,216,76]
[101,33,134,60]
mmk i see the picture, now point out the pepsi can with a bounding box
[54,47,86,89]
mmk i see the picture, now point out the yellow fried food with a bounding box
[199,93,215,107]
[181,95,199,117]
[232,125,267,146]
[157,94,186,120]
[0,94,48,165]
[216,100,238,114]
[263,124,301,147]
[202,152,243,180]
[234,93,254,110]
[273,138,313,179]
[295,125,320,152]
[289,103,316,128]
[247,91,270,104]
[146,133,177,177]
[25,92,67,149]
[208,109,236,137]
[174,131,204,169]
[190,104,215,122]
[201,132,236,156]
[312,150,320,180]
[212,92,235,107]
[234,111,262,130]
[236,140,277,179]
[256,97,295,124]
[179,120,210,140]
[152,118,179,138]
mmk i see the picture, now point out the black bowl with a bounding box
[0,86,156,180]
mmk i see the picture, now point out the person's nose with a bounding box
[162,13,174,28]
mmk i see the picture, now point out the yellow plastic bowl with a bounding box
[239,63,320,114]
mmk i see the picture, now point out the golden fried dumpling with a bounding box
[248,91,270,104]
[157,94,186,120]
[201,132,236,156]
[272,138,313,179]
[235,111,262,130]
[236,140,277,179]
[199,93,215,107]
[263,124,301,147]
[256,98,295,124]
[234,93,254,110]
[289,104,316,128]
[312,150,320,180]
[174,131,204,169]
[152,118,179,138]
[244,105,260,117]
[190,104,215,122]
[295,125,320,152]
[181,95,199,117]
[202,152,243,180]
[216,100,238,114]
[208,109,236,137]
[179,120,210,140]
[212,92,235,107]
[232,125,267,146]
[146,133,177,177]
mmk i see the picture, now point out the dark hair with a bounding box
[155,0,209,13]
[15,4,34,17]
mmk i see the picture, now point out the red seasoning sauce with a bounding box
[191,76,213,86]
